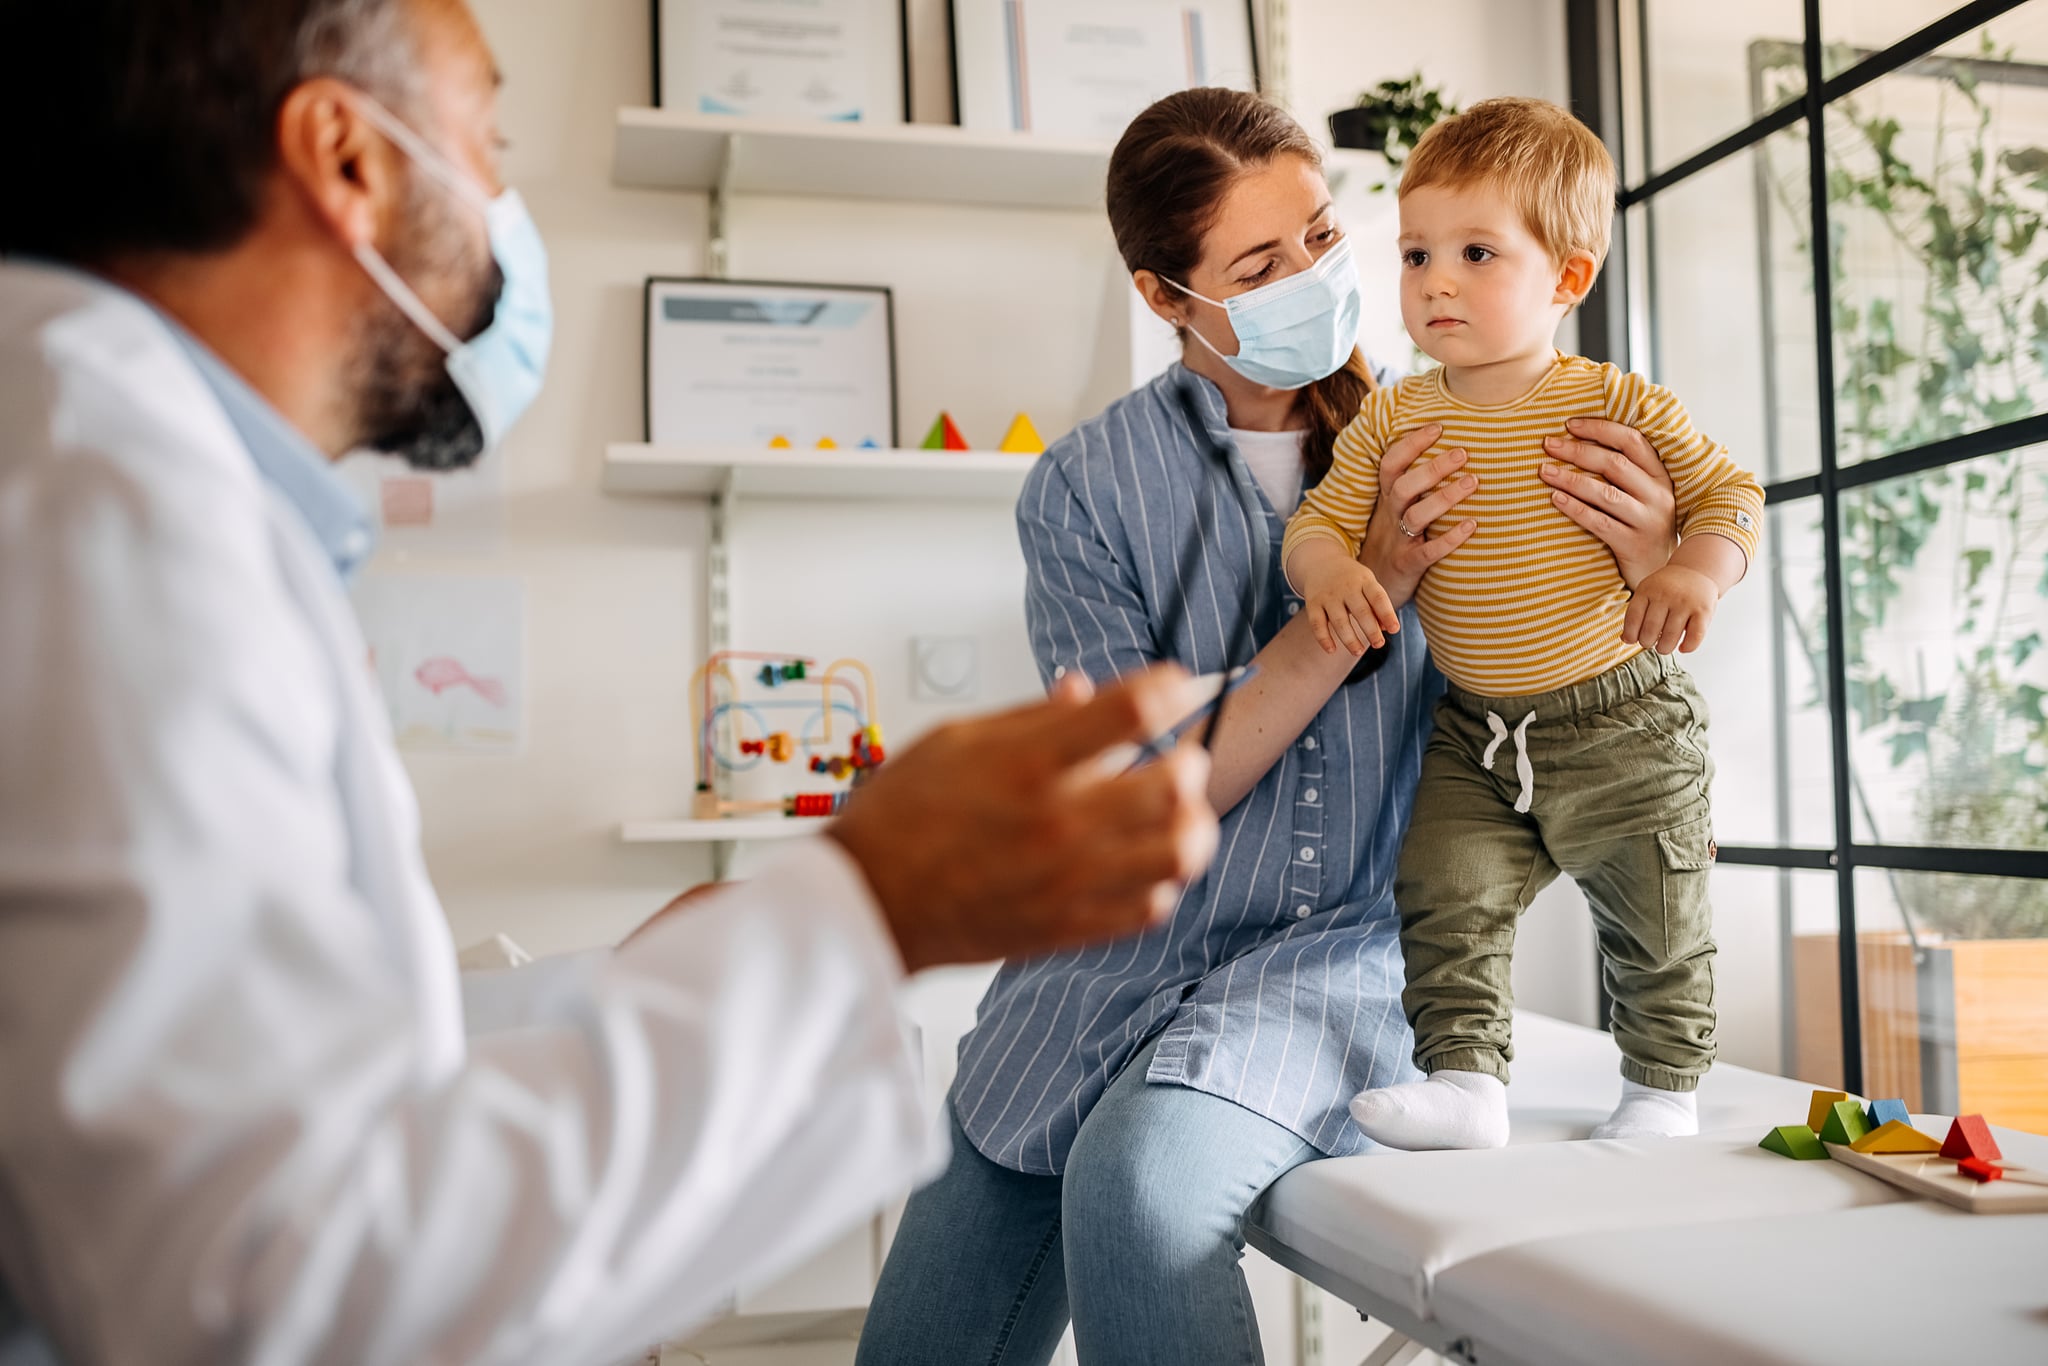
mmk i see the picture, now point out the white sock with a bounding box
[1348,1070,1510,1151]
[1590,1078,1698,1139]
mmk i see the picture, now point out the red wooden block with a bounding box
[1940,1114,2003,1163]
[1957,1156,2004,1183]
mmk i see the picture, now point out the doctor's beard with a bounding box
[347,173,503,472]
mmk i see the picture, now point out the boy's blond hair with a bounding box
[1400,97,1617,271]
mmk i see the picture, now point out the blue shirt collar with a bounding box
[161,318,378,583]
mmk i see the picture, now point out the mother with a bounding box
[858,88,1678,1365]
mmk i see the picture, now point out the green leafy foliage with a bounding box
[1348,74,1457,178]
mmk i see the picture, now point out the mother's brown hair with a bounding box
[1106,87,1374,484]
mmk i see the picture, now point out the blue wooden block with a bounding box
[1867,1098,1910,1128]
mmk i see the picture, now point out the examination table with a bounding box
[1245,1012,2048,1365]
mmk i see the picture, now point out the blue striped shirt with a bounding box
[952,364,1442,1176]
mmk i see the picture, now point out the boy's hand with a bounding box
[1302,559,1401,656]
[1625,563,1720,654]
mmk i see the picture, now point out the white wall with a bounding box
[391,4,1575,1363]
[418,0,1089,959]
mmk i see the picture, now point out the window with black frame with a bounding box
[1574,0,2048,1135]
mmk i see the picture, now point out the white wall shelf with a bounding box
[602,442,1039,502]
[619,817,822,844]
[613,107,1111,210]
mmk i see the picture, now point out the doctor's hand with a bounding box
[829,666,1220,974]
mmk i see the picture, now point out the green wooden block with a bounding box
[1819,1099,1872,1146]
[1760,1124,1828,1160]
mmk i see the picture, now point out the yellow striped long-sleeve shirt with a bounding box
[1283,354,1764,697]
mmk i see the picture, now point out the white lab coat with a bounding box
[0,261,936,1366]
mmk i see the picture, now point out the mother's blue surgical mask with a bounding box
[347,93,552,455]
[1163,235,1362,391]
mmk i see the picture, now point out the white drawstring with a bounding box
[1483,709,1537,814]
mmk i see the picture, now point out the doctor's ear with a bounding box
[275,78,396,254]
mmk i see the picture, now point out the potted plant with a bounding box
[1328,73,1456,178]
[1756,33,2048,1133]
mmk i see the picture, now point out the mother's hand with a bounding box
[1359,422,1479,607]
[1540,417,1678,589]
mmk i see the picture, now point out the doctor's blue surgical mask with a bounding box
[347,93,553,460]
[1162,235,1362,391]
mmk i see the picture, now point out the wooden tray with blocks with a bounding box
[1762,1093,2048,1214]
[1824,1143,2048,1214]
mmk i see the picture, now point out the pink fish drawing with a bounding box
[414,656,508,707]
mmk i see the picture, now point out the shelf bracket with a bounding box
[707,132,735,279]
[708,469,734,656]
[704,469,737,885]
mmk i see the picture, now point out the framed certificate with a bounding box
[644,278,898,449]
[653,0,910,123]
[951,0,1259,140]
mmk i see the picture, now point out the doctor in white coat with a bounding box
[0,2,1220,1363]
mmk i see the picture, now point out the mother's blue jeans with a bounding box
[855,1038,1319,1366]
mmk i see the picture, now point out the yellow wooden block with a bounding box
[768,435,793,449]
[816,436,838,449]
[1807,1089,1851,1135]
[998,412,1046,454]
[1850,1118,1942,1154]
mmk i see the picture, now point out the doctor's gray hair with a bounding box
[0,0,417,263]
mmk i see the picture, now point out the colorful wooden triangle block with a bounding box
[998,412,1046,454]
[920,411,970,451]
[1866,1098,1910,1128]
[768,434,793,449]
[1850,1119,1941,1154]
[1760,1124,1827,1160]
[1806,1089,1851,1135]
[1819,1099,1872,1147]
[815,436,838,449]
[1940,1114,2002,1163]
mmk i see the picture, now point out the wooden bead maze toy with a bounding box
[689,651,887,821]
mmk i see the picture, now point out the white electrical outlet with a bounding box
[911,636,980,702]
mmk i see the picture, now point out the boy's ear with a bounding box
[1553,249,1600,307]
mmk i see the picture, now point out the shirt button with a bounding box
[1304,786,1320,803]
[1286,601,1301,616]
[1295,905,1312,919]
[1302,736,1318,751]
[1300,845,1316,862]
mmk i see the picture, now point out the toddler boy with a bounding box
[1283,97,1764,1149]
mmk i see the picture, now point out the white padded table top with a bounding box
[1435,1126,2048,1366]
[1248,1014,1840,1326]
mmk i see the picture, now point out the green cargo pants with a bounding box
[1395,648,1718,1091]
